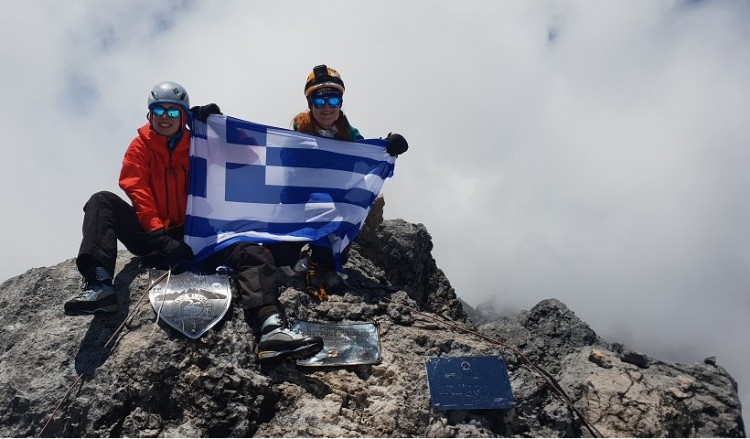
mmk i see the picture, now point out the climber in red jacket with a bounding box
[65,81,323,362]
[66,81,194,318]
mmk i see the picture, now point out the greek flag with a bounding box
[184,115,396,269]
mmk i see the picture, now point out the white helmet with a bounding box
[148,81,189,109]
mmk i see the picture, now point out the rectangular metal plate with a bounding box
[425,356,515,410]
[291,321,381,367]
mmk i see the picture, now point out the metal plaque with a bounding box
[425,356,515,410]
[148,270,232,339]
[291,321,381,367]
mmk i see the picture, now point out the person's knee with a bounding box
[84,191,118,211]
[90,190,117,202]
[267,242,302,267]
[229,244,277,273]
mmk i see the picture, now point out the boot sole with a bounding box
[257,340,324,363]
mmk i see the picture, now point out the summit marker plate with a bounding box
[425,356,514,410]
[291,321,381,367]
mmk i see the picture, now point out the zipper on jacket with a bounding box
[165,150,175,221]
[164,167,171,220]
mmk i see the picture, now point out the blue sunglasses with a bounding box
[310,96,342,109]
[151,105,181,119]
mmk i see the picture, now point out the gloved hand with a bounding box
[148,229,194,262]
[190,103,222,123]
[385,132,409,156]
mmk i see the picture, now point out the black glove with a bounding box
[190,103,222,123]
[386,132,409,156]
[149,229,194,262]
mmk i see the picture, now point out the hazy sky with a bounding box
[1,0,748,419]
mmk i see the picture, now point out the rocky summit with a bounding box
[0,205,745,437]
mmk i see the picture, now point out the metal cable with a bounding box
[378,294,603,438]
[37,269,172,438]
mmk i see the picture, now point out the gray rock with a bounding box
[462,297,520,326]
[620,350,651,368]
[480,299,745,437]
[589,349,614,369]
[0,217,744,437]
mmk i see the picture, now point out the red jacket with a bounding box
[119,123,191,232]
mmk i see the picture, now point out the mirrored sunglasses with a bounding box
[310,96,342,109]
[151,105,181,119]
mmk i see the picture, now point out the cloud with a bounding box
[0,0,748,420]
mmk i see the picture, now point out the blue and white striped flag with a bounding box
[184,115,396,269]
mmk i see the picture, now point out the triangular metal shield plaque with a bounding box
[148,270,232,339]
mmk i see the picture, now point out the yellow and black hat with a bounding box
[304,64,345,97]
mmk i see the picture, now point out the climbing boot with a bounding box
[64,267,118,315]
[257,314,323,362]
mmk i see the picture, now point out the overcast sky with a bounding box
[1,0,748,419]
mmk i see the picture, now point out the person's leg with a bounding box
[204,242,322,362]
[204,243,278,310]
[76,191,152,279]
[266,241,306,268]
[69,191,148,314]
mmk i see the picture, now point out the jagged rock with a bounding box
[354,217,466,322]
[462,297,520,326]
[589,349,613,369]
[620,350,651,368]
[481,299,745,437]
[359,194,385,240]
[0,219,744,438]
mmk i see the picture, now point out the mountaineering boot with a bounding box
[257,314,324,362]
[64,267,118,315]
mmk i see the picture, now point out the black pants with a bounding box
[76,191,278,311]
[267,241,349,271]
[77,191,157,278]
[198,243,278,310]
